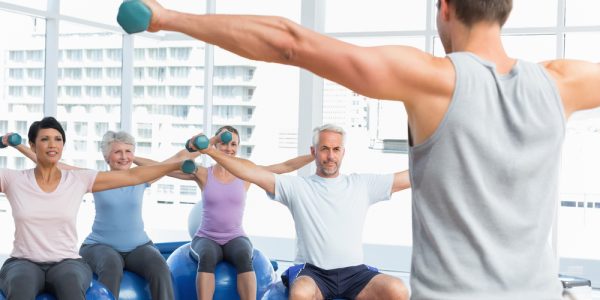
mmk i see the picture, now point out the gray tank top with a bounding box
[409,52,565,300]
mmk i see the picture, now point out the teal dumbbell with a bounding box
[220,131,233,144]
[117,0,152,34]
[0,133,22,149]
[180,159,197,174]
[185,131,233,152]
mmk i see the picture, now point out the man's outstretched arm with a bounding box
[392,170,411,193]
[544,59,600,118]
[139,0,452,103]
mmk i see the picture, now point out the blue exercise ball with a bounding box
[167,242,276,300]
[0,279,114,300]
[260,282,288,300]
[117,271,152,300]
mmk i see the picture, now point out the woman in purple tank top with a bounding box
[136,125,312,300]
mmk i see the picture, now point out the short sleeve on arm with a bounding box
[266,174,297,207]
[364,173,394,204]
[76,169,99,193]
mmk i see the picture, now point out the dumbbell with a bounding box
[117,0,152,34]
[0,133,22,149]
[180,159,197,174]
[185,131,233,152]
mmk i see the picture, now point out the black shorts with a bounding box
[288,263,379,300]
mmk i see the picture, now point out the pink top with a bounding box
[0,168,97,263]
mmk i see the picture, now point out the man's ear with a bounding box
[439,0,451,22]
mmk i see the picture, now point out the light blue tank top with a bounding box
[196,166,246,245]
[84,183,150,252]
[409,52,565,300]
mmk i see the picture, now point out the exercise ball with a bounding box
[0,279,114,300]
[117,271,151,300]
[187,201,203,238]
[260,282,288,300]
[167,243,277,300]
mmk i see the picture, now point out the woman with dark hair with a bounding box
[136,125,313,300]
[0,117,188,300]
[11,129,178,299]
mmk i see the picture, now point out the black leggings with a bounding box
[0,257,92,300]
[190,236,254,274]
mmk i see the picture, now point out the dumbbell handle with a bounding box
[185,132,233,152]
[0,133,22,149]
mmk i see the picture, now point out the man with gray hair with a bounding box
[188,124,410,300]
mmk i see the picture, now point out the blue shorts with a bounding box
[283,263,379,299]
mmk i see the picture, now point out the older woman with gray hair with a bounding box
[13,130,176,300]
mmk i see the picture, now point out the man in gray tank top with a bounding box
[126,0,600,298]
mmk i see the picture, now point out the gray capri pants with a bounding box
[79,241,174,300]
[190,236,254,273]
[0,257,92,300]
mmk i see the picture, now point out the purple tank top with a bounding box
[195,166,247,245]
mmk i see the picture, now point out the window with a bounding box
[27,68,43,80]
[9,51,24,62]
[16,121,28,134]
[137,123,152,139]
[105,68,121,79]
[65,49,83,61]
[15,157,25,169]
[148,67,166,81]
[0,157,6,168]
[106,49,122,61]
[74,122,88,137]
[180,185,197,196]
[134,67,144,80]
[105,86,121,98]
[169,67,190,78]
[9,86,23,97]
[85,86,102,98]
[86,68,102,79]
[9,69,24,79]
[134,48,145,60]
[95,122,109,137]
[169,47,191,60]
[65,86,82,97]
[86,49,103,61]
[0,121,7,133]
[73,140,87,152]
[148,86,166,98]
[95,160,107,171]
[169,86,191,98]
[158,184,175,194]
[148,48,167,61]
[26,50,43,62]
[136,142,151,154]
[63,68,82,80]
[26,86,42,97]
[133,86,145,98]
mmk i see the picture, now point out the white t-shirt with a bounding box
[269,173,393,269]
[0,168,97,263]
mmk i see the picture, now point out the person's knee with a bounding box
[197,251,219,273]
[289,277,320,300]
[386,280,409,300]
[98,255,124,275]
[143,260,171,280]
[364,277,409,300]
[229,251,253,273]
